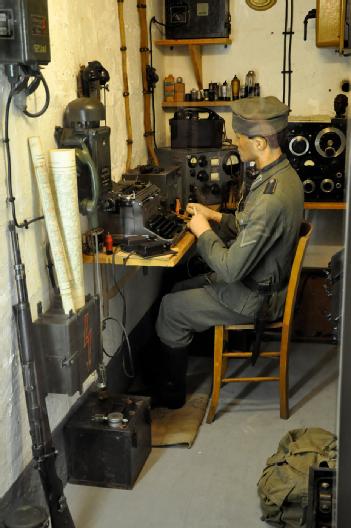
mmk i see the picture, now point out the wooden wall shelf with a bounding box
[155,38,232,47]
[304,202,346,210]
[162,101,232,108]
[155,38,232,90]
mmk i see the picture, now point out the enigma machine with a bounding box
[286,117,347,202]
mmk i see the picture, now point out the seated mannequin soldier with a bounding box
[154,96,304,409]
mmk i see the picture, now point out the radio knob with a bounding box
[188,156,198,168]
[189,169,196,178]
[325,146,336,157]
[336,172,343,178]
[303,179,316,194]
[198,155,208,167]
[102,198,116,211]
[201,184,211,195]
[320,179,335,193]
[197,170,209,182]
[210,183,221,195]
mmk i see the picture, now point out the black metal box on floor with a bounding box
[64,393,151,489]
[165,0,231,39]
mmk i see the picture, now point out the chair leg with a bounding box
[279,330,289,419]
[206,326,224,424]
[220,329,228,379]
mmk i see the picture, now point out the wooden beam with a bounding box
[188,44,203,89]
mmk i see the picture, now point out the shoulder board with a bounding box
[264,178,277,195]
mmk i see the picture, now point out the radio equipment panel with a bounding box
[286,118,347,202]
[165,0,231,39]
[157,146,241,207]
[0,0,51,64]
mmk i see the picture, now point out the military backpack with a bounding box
[257,427,337,527]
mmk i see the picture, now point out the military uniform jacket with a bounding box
[196,155,304,320]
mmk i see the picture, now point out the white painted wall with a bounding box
[159,0,351,146]
[0,0,164,498]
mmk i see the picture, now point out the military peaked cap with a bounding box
[231,96,290,137]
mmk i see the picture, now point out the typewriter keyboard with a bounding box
[146,213,186,241]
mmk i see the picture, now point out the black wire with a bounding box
[104,250,135,378]
[149,17,159,152]
[287,0,294,108]
[23,71,50,118]
[282,0,288,103]
[4,90,44,229]
[102,316,135,378]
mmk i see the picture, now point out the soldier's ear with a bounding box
[255,136,268,151]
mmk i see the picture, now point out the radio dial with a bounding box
[315,127,346,158]
[289,135,309,156]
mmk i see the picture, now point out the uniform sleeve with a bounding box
[196,197,284,283]
[210,212,238,243]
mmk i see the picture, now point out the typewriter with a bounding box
[98,180,187,245]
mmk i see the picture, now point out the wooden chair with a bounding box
[206,222,313,424]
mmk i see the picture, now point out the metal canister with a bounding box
[191,88,197,101]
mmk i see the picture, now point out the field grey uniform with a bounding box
[156,155,304,348]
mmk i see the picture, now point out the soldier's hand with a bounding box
[186,203,211,218]
[188,212,211,238]
[186,203,222,223]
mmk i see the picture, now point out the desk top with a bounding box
[83,230,195,268]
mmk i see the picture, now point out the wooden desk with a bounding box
[304,202,346,210]
[83,230,195,268]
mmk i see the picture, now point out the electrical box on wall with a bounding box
[165,0,231,39]
[316,0,350,53]
[0,0,50,64]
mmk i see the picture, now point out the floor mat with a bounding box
[151,363,212,448]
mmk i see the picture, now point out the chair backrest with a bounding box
[282,221,313,328]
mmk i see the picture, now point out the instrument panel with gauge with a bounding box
[157,147,242,207]
[286,118,347,202]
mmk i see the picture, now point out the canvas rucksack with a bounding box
[257,427,337,527]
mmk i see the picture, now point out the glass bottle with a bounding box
[231,75,240,100]
[245,70,256,98]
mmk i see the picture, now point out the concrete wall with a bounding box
[0,0,164,499]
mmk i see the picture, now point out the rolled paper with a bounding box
[49,149,85,311]
[29,137,75,315]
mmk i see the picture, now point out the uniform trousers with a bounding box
[156,274,253,348]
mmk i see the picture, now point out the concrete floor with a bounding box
[65,342,338,528]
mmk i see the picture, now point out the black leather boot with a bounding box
[157,343,188,409]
